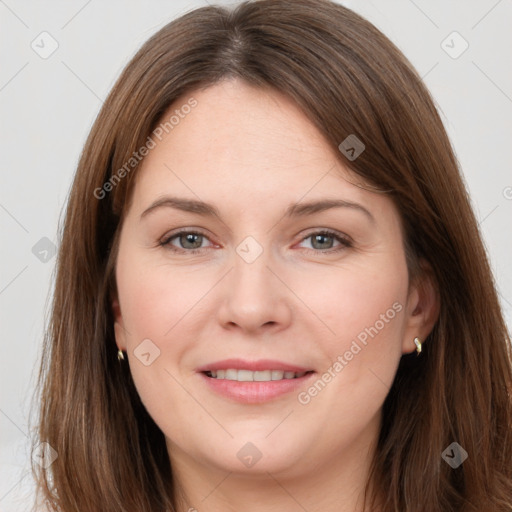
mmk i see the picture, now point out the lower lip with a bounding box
[199,372,316,403]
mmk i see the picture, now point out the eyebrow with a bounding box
[140,196,375,223]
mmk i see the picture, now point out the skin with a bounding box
[113,79,438,512]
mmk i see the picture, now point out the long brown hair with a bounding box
[31,0,512,510]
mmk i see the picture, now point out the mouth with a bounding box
[203,369,314,381]
[197,359,316,403]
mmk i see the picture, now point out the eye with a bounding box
[297,229,352,253]
[160,230,213,254]
[159,228,352,255]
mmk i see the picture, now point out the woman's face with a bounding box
[113,79,427,481]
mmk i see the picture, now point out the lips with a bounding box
[197,359,316,403]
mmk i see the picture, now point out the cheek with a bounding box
[116,256,208,345]
[115,258,208,425]
[321,267,407,408]
[302,258,408,354]
[293,263,407,440]
[297,259,408,422]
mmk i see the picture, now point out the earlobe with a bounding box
[401,261,440,354]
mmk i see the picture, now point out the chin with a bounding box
[199,433,312,477]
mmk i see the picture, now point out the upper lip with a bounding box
[196,358,314,373]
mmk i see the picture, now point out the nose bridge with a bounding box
[231,235,275,303]
[218,233,291,330]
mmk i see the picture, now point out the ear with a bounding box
[401,259,440,354]
[112,295,127,352]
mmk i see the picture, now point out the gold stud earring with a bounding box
[414,337,422,355]
[117,349,125,361]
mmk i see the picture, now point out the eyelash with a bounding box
[159,228,352,255]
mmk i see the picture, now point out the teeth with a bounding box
[207,369,309,381]
[225,369,238,380]
[254,370,271,381]
[238,369,254,382]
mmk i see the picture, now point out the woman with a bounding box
[31,0,512,510]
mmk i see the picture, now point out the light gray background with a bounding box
[1,0,511,509]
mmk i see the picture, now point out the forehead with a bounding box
[155,80,335,166]
[127,79,394,225]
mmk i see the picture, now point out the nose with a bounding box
[217,242,293,334]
